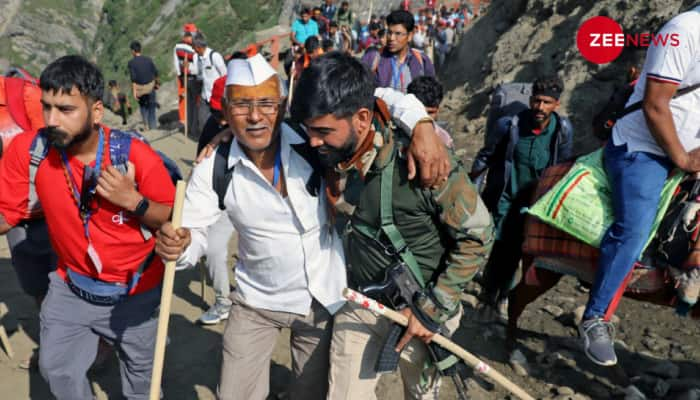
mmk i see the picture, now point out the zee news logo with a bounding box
[576,16,681,64]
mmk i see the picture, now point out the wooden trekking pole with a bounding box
[149,181,187,400]
[183,59,189,140]
[342,288,535,400]
[288,60,296,109]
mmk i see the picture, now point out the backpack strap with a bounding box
[28,130,50,214]
[410,48,425,76]
[213,141,234,210]
[377,152,426,288]
[371,51,381,74]
[108,129,133,175]
[5,77,33,132]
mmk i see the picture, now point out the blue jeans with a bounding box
[138,91,157,130]
[584,141,673,319]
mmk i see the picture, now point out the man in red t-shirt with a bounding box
[0,55,175,400]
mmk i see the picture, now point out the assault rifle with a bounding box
[359,262,471,400]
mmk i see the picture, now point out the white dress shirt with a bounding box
[197,47,227,102]
[178,124,347,315]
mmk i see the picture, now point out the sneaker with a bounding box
[198,302,230,325]
[579,317,617,366]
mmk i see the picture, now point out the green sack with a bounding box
[527,148,683,249]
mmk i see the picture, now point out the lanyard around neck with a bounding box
[390,56,408,91]
[272,142,282,187]
[60,127,105,239]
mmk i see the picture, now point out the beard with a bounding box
[45,119,93,150]
[318,130,358,169]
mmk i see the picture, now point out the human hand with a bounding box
[155,223,191,261]
[96,164,140,210]
[196,127,233,163]
[407,121,450,188]
[395,308,436,352]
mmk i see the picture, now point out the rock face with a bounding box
[0,0,105,75]
[441,0,700,160]
[0,0,408,80]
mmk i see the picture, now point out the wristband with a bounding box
[132,197,150,217]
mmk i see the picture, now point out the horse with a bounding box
[506,162,700,346]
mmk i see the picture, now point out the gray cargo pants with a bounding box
[39,272,160,400]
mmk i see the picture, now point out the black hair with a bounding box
[377,28,386,38]
[301,7,311,15]
[322,38,334,52]
[329,21,338,28]
[369,22,381,31]
[341,1,349,6]
[130,40,141,52]
[193,33,207,48]
[312,6,322,12]
[305,36,321,53]
[407,76,443,108]
[291,51,375,122]
[386,10,414,32]
[532,75,564,97]
[39,55,104,102]
[230,51,247,60]
[108,79,118,88]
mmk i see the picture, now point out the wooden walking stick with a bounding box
[149,181,187,400]
[183,58,189,140]
[287,60,296,109]
[343,288,536,400]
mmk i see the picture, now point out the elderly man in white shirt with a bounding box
[155,53,447,400]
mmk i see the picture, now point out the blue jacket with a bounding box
[471,110,573,211]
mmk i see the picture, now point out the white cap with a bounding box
[225,54,277,87]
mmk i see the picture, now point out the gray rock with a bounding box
[653,379,670,398]
[543,304,564,318]
[623,385,647,400]
[509,349,530,377]
[675,388,700,400]
[556,386,575,396]
[646,360,681,379]
[571,305,585,325]
[641,337,666,353]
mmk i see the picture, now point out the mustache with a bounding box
[45,127,71,148]
[245,124,271,131]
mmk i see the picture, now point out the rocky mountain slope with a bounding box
[441,0,700,161]
[0,0,405,85]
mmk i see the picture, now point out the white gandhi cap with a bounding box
[225,53,277,87]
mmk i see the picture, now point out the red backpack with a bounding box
[0,69,43,158]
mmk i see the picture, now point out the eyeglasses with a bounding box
[228,100,281,116]
[387,31,408,38]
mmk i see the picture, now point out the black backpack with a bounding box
[592,81,700,141]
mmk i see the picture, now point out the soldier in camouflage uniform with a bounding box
[291,52,494,399]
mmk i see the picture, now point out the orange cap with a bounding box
[245,44,258,57]
[183,23,197,33]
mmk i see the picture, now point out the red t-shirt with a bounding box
[0,126,175,293]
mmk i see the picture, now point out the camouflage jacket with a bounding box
[326,107,494,324]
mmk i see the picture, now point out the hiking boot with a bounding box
[198,301,230,325]
[579,317,617,366]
